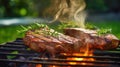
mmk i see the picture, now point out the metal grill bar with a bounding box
[0,47,120,56]
[0,48,31,51]
[0,44,26,48]
[32,57,120,64]
[0,50,120,60]
[93,50,120,56]
[57,55,120,60]
[6,42,24,45]
[0,59,116,67]
[0,52,39,56]
[0,52,119,60]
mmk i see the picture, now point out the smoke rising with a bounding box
[44,0,86,28]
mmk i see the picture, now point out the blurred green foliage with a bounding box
[0,0,37,18]
[0,25,25,44]
[86,0,107,12]
[0,0,120,18]
[86,0,120,13]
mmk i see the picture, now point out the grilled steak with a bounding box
[64,28,119,50]
[23,28,81,57]
[23,27,119,57]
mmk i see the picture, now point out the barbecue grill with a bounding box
[0,38,120,67]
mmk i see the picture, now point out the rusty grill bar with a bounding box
[0,38,120,67]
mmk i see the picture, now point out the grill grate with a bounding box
[0,38,120,67]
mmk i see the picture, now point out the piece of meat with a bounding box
[23,30,81,57]
[64,28,120,50]
[23,27,119,57]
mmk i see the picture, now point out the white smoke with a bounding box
[74,11,87,28]
[44,0,86,28]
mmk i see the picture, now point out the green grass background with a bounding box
[91,21,120,38]
[0,25,25,44]
[0,21,120,44]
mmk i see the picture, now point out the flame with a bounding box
[36,64,42,67]
[67,51,94,65]
[36,64,58,67]
[36,43,95,67]
[65,43,94,65]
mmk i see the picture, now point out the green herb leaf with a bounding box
[97,28,112,35]
[17,22,60,37]
[85,23,98,30]
[7,51,19,59]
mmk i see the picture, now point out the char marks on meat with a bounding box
[23,27,119,57]
[23,29,81,57]
[64,28,119,50]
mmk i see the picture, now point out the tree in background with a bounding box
[0,0,120,18]
[104,0,120,13]
[86,0,120,13]
[0,0,36,18]
[86,0,107,13]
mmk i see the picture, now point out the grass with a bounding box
[90,21,120,38]
[0,25,25,44]
[0,21,120,44]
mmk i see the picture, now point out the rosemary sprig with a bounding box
[85,23,98,30]
[97,28,112,35]
[17,25,29,33]
[17,23,47,33]
[17,22,60,37]
[58,21,80,32]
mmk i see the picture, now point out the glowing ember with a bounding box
[36,64,42,67]
[64,43,95,65]
[36,43,95,67]
[66,52,94,65]
[36,65,57,67]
